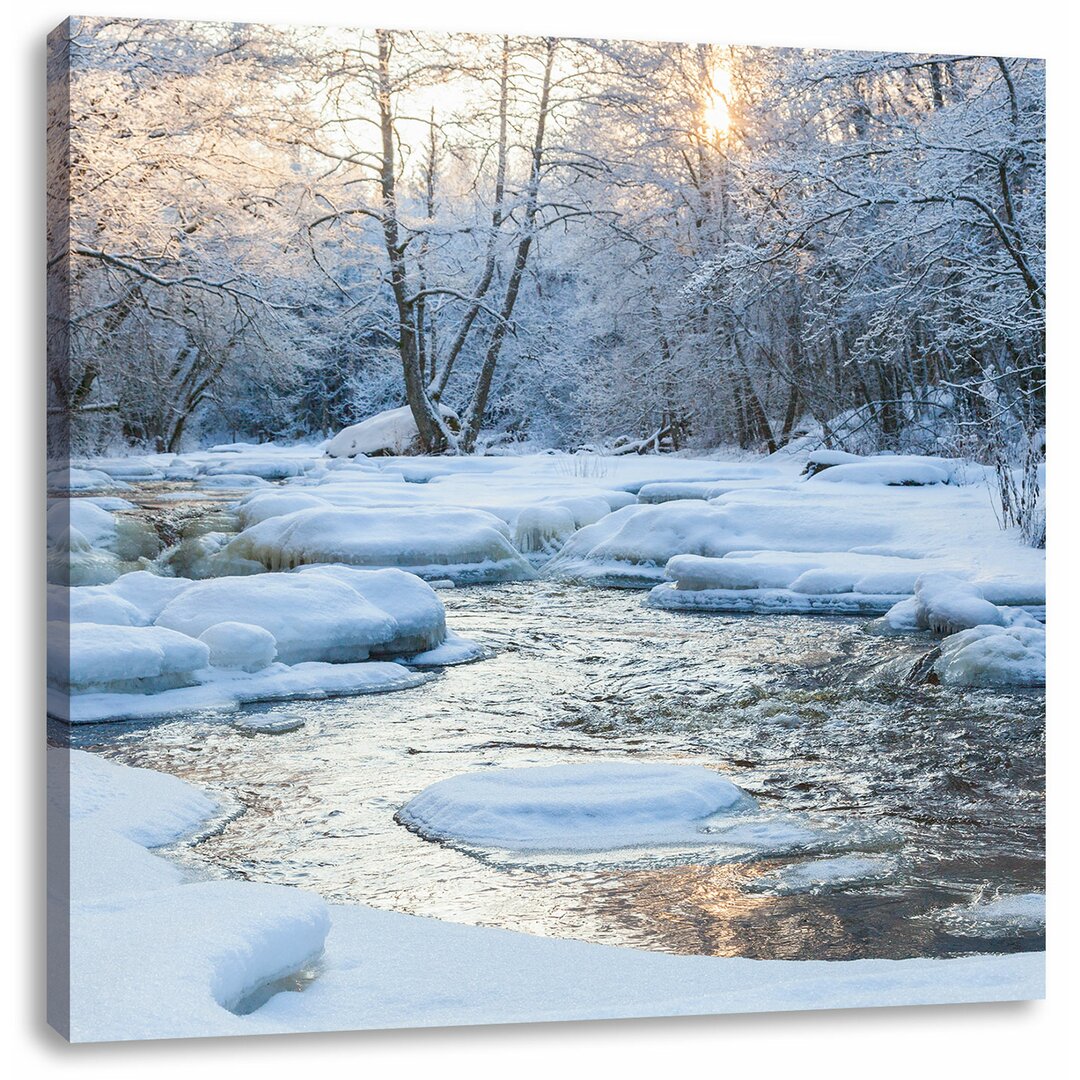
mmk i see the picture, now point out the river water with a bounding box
[66,574,1045,962]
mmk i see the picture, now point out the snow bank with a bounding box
[63,750,332,1042]
[934,624,1046,687]
[326,403,458,458]
[226,506,534,583]
[155,574,398,665]
[397,762,752,851]
[60,750,1043,1041]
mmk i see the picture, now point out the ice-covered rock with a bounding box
[230,712,305,735]
[326,403,459,458]
[158,531,266,580]
[402,630,487,667]
[397,762,752,852]
[911,574,1004,635]
[513,505,577,563]
[934,624,1045,687]
[155,574,398,665]
[48,526,125,586]
[225,506,534,583]
[198,622,278,672]
[52,622,211,693]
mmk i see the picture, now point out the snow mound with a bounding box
[58,585,145,626]
[808,460,950,486]
[237,491,330,528]
[326,403,459,458]
[155,574,398,665]
[199,622,278,672]
[226,506,534,583]
[296,565,447,655]
[53,622,211,694]
[934,624,1045,687]
[397,762,752,852]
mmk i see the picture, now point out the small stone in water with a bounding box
[231,712,305,735]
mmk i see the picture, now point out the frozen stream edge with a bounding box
[61,748,1044,1042]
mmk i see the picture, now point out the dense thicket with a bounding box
[52,19,1044,477]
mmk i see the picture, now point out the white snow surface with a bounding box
[60,749,1043,1041]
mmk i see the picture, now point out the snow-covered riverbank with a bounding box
[58,749,1043,1042]
[48,444,1046,1040]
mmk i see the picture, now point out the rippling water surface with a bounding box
[70,579,1045,961]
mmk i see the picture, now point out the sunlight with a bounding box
[702,63,733,139]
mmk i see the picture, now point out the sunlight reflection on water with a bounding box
[77,580,1045,961]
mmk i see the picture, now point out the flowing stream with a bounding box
[65,570,1045,962]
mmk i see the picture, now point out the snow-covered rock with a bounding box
[296,565,447,655]
[236,491,330,528]
[155,574,399,665]
[397,762,752,852]
[198,622,278,672]
[911,574,1005,635]
[53,661,431,724]
[225,506,534,583]
[53,622,211,694]
[934,624,1045,687]
[807,459,951,486]
[326,403,459,458]
[933,893,1045,935]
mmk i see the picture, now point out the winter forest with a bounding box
[51,20,1044,515]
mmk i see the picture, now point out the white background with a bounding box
[3,1,1076,1075]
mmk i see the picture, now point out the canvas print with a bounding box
[46,16,1045,1042]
